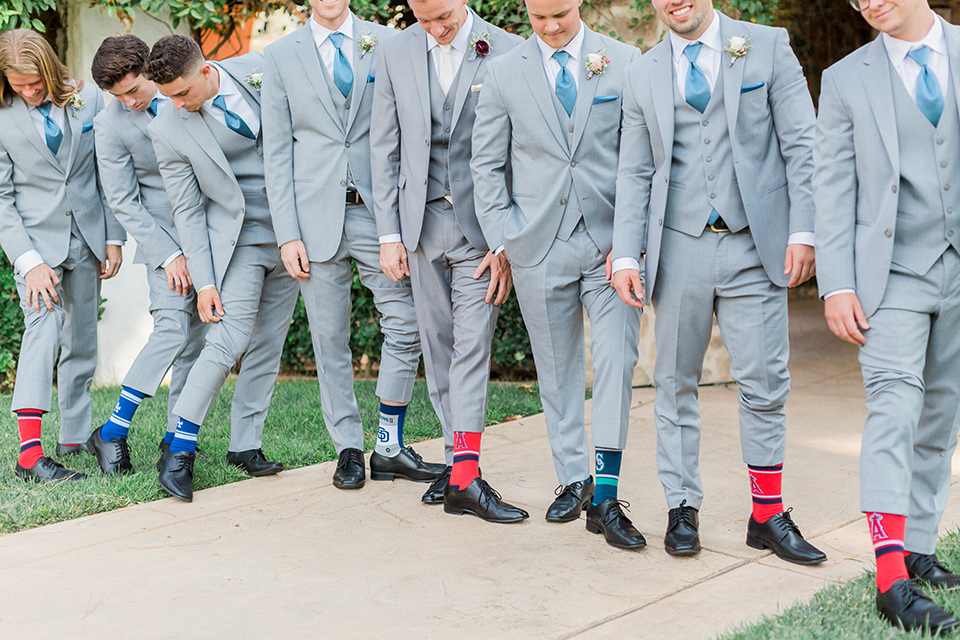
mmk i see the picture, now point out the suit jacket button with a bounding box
[559,198,567,205]
[231,240,236,246]
[891,185,897,193]
[709,193,716,199]
[443,104,450,110]
[885,229,892,237]
[65,211,71,216]
[444,127,450,133]
[938,138,945,145]
[570,160,576,167]
[658,219,663,226]
[945,184,951,191]
[705,156,712,162]
[664,177,668,183]
[950,231,955,237]
[345,141,351,148]
[340,180,347,186]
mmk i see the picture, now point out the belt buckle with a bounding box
[708,222,729,233]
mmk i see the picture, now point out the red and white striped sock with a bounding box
[450,431,481,489]
[16,409,44,468]
[748,463,784,523]
[868,512,908,593]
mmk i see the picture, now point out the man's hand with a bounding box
[280,240,310,281]
[24,263,60,312]
[197,287,225,323]
[474,250,512,305]
[611,268,645,308]
[784,243,816,288]
[380,241,409,282]
[164,254,193,296]
[824,292,869,346]
[100,244,123,279]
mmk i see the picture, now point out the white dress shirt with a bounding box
[536,21,587,92]
[202,62,260,138]
[426,10,474,79]
[310,11,356,77]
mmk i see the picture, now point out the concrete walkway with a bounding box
[2,299,960,639]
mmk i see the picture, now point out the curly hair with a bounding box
[146,35,205,85]
[92,35,150,91]
[0,29,80,108]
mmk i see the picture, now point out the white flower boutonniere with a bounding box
[469,32,492,62]
[358,34,379,59]
[68,93,83,117]
[585,45,610,80]
[723,34,751,67]
[245,69,262,92]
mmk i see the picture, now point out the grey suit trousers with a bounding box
[408,198,498,464]
[652,227,790,510]
[299,204,420,453]
[512,222,641,485]
[859,248,960,555]
[122,264,207,434]
[12,233,100,445]
[173,243,299,452]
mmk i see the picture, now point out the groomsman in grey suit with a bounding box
[815,0,960,630]
[472,0,643,542]
[0,29,125,483]
[372,0,525,521]
[263,0,442,492]
[89,35,206,476]
[611,0,825,564]
[145,35,299,502]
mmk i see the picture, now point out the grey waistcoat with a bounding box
[548,70,581,242]
[425,55,463,203]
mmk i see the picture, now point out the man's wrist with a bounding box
[823,288,856,300]
[611,257,640,274]
[787,231,815,247]
[14,250,44,276]
[379,234,402,245]
[161,250,183,269]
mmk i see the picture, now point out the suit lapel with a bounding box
[295,25,343,132]
[410,29,432,133]
[63,103,82,175]
[180,109,235,182]
[224,63,261,119]
[569,28,601,156]
[128,103,152,137]
[519,37,566,151]
[861,37,899,175]
[720,14,747,138]
[450,15,486,131]
[11,97,61,171]
[943,19,960,127]
[650,42,675,159]
[346,16,374,134]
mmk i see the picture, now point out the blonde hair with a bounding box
[0,29,81,108]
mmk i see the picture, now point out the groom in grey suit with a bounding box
[472,0,643,542]
[611,0,824,564]
[815,0,960,630]
[371,0,524,519]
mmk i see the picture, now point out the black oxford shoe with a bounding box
[88,426,133,476]
[227,449,284,477]
[157,449,195,502]
[877,579,959,633]
[422,465,451,504]
[585,499,647,549]
[333,448,365,490]
[15,457,86,483]
[159,438,203,456]
[370,446,445,482]
[665,500,700,556]
[444,477,529,523]
[56,441,94,456]
[906,552,960,589]
[546,477,594,522]
[746,509,827,565]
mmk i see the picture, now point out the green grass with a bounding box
[0,379,545,535]
[721,528,960,639]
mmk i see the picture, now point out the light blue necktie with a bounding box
[907,46,944,127]
[37,102,62,154]
[329,32,354,98]
[553,50,577,117]
[147,97,159,118]
[212,94,256,140]
[684,42,710,114]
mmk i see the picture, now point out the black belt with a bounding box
[345,189,363,205]
[707,216,730,232]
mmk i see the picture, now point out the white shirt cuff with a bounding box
[494,244,505,255]
[379,234,402,244]
[160,250,183,269]
[106,240,125,246]
[823,288,856,300]
[14,250,44,276]
[197,284,216,293]
[611,257,641,274]
[788,232,815,247]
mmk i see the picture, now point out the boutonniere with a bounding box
[469,32,492,61]
[358,34,379,59]
[723,34,751,67]
[68,93,83,117]
[245,69,262,91]
[585,45,610,80]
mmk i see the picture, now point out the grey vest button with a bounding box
[885,229,893,237]
[560,198,567,205]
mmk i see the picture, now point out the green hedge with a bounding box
[0,257,20,392]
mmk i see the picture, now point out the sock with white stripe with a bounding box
[374,402,406,458]
[748,463,784,523]
[593,448,622,505]
[100,386,145,441]
[169,416,200,454]
[450,431,481,489]
[868,512,908,593]
[17,409,44,468]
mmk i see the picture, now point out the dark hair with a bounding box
[91,35,149,90]
[146,35,204,85]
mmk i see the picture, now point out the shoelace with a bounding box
[404,446,424,464]
[340,449,363,468]
[112,438,131,462]
[892,578,922,608]
[670,499,696,527]
[476,478,503,506]
[554,481,582,498]
[773,507,801,535]
[913,553,949,576]
[603,500,633,524]
[173,454,195,474]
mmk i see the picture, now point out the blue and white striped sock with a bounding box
[593,448,622,505]
[374,403,407,457]
[100,386,145,441]
[169,416,200,454]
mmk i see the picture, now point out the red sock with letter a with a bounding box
[450,431,481,489]
[17,409,44,468]
[868,512,909,593]
[748,463,784,523]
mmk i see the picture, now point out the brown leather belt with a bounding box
[345,189,363,205]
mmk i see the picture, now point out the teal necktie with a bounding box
[553,50,577,117]
[907,46,944,127]
[329,32,354,98]
[147,97,159,118]
[212,94,256,140]
[684,42,710,114]
[37,102,62,154]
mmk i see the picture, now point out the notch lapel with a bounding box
[861,37,899,176]
[410,29,432,133]
[180,109,235,183]
[569,29,601,156]
[63,102,83,176]
[346,17,374,134]
[720,15,747,138]
[295,26,343,133]
[943,18,960,127]
[650,43,675,160]
[12,97,61,171]
[520,38,567,151]
[450,16,487,131]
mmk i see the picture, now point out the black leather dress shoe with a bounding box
[333,448,365,489]
[15,457,86,483]
[159,438,202,456]
[586,499,647,549]
[157,449,195,502]
[546,477,594,522]
[665,500,700,556]
[370,446,445,482]
[422,465,451,504]
[56,441,94,456]
[746,510,827,565]
[877,579,959,633]
[87,426,133,476]
[227,449,284,477]
[906,553,960,589]
[444,477,529,523]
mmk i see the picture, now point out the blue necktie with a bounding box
[553,50,577,117]
[684,42,710,114]
[907,46,944,127]
[212,94,256,140]
[37,102,62,155]
[147,97,159,118]
[329,32,354,98]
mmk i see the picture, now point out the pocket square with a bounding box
[367,74,375,83]
[81,122,93,133]
[471,83,483,92]
[740,81,765,94]
[593,95,619,104]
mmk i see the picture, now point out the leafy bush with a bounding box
[0,258,22,392]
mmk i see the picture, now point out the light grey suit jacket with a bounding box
[471,28,639,267]
[371,14,522,252]
[263,16,395,262]
[0,83,124,267]
[813,18,960,317]
[612,13,816,301]
[147,52,264,291]
[95,97,179,269]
